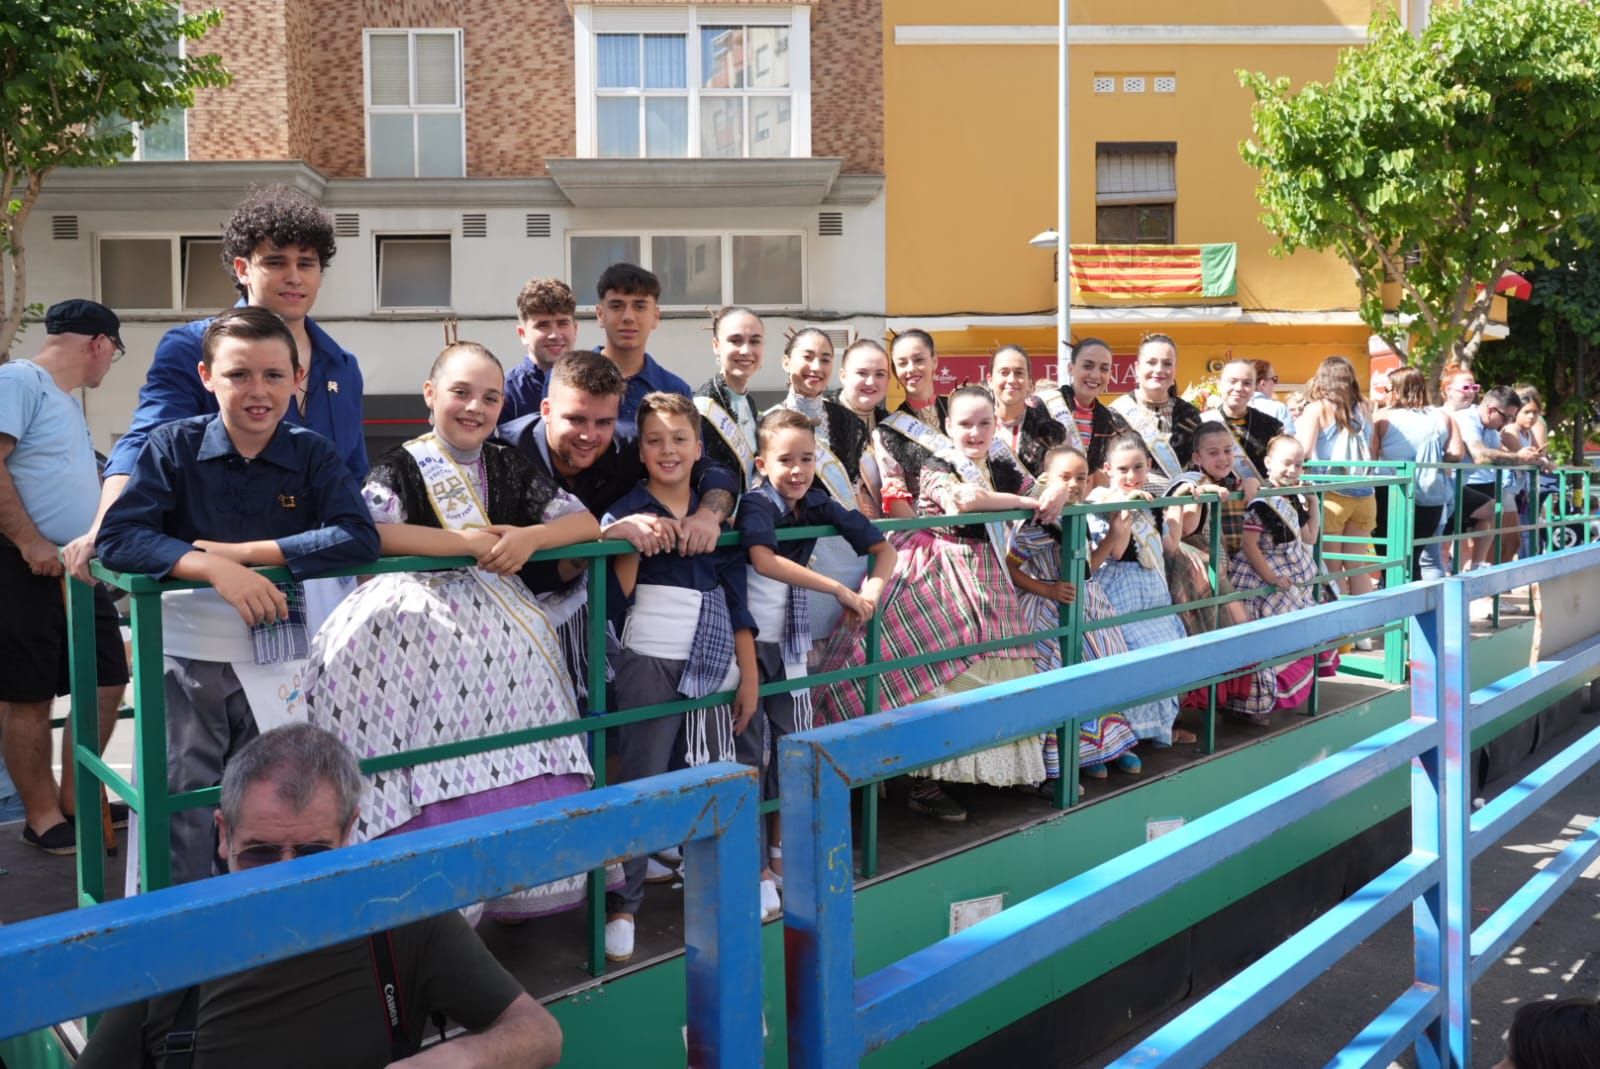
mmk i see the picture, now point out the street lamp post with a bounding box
[1056,0,1070,382]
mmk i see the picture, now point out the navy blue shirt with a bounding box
[604,349,694,440]
[737,482,885,566]
[106,311,368,481]
[602,484,755,635]
[498,414,737,521]
[98,415,380,581]
[498,357,548,426]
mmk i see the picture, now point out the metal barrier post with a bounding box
[129,586,173,892]
[1407,577,1472,1068]
[67,576,106,907]
[585,561,609,977]
[781,732,858,1069]
[1385,474,1415,683]
[860,612,883,878]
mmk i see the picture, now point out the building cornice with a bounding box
[893,24,1370,47]
[34,161,327,210]
[545,157,850,208]
[321,177,569,208]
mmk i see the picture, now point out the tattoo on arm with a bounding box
[701,489,735,520]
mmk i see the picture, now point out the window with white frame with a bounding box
[96,17,188,161]
[365,29,464,178]
[375,235,452,310]
[568,231,803,308]
[95,235,238,312]
[577,6,810,159]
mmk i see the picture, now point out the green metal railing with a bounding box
[62,463,1600,975]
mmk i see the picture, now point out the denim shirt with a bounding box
[98,415,380,581]
[106,311,368,482]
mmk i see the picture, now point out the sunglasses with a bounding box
[1452,383,1481,394]
[232,841,335,869]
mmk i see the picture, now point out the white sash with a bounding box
[880,411,1017,576]
[621,584,738,765]
[1112,396,1184,482]
[810,441,856,506]
[1038,389,1088,454]
[1128,508,1167,573]
[745,569,811,694]
[1203,410,1264,483]
[694,394,756,487]
[401,434,570,688]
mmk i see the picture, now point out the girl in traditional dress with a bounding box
[1085,433,1190,745]
[1227,435,1335,709]
[814,385,1050,820]
[1110,333,1204,484]
[1038,337,1134,483]
[1006,445,1144,780]
[834,339,893,518]
[304,342,608,922]
[988,344,1066,476]
[1164,422,1279,722]
[694,305,764,494]
[877,329,948,519]
[775,328,875,640]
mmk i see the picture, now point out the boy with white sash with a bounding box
[97,308,380,884]
[601,392,759,962]
[738,409,896,901]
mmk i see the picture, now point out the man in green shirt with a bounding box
[77,724,562,1068]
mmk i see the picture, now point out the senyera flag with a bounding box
[1069,243,1238,299]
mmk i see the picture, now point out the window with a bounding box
[1095,142,1176,244]
[95,235,238,312]
[568,231,803,308]
[365,29,464,178]
[96,17,187,161]
[376,235,452,309]
[578,6,810,159]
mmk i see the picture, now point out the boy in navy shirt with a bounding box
[97,307,379,884]
[592,263,694,437]
[737,408,896,905]
[600,392,757,962]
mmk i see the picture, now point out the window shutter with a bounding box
[414,33,459,107]
[1095,148,1176,205]
[368,33,411,106]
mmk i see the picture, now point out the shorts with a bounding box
[0,542,130,703]
[1448,485,1500,533]
[1321,491,1377,558]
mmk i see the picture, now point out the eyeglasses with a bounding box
[1489,407,1517,421]
[232,841,335,869]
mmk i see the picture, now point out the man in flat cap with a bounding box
[0,299,129,854]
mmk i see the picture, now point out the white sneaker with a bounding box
[645,857,678,884]
[655,845,683,865]
[760,878,782,921]
[605,917,635,962]
[1354,637,1377,651]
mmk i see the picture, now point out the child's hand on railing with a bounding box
[834,585,874,628]
[1045,580,1077,605]
[1034,483,1069,525]
[479,524,544,575]
[459,528,499,562]
[208,558,289,625]
[603,514,680,556]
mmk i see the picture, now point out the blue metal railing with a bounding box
[0,763,764,1067]
[779,543,1600,1068]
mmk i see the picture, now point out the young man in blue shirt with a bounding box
[97,307,379,883]
[68,186,366,582]
[498,277,580,425]
[592,263,693,438]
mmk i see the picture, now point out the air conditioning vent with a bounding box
[525,213,552,238]
[52,216,79,240]
[822,328,853,351]
[818,211,843,237]
[462,212,488,238]
[334,213,360,237]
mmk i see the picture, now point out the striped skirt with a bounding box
[1086,561,1183,744]
[1018,583,1140,767]
[1227,541,1338,711]
[1166,542,1277,721]
[813,528,1035,725]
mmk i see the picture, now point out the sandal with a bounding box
[1171,728,1199,745]
[22,821,76,856]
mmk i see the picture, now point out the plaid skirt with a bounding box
[1086,561,1182,743]
[1019,583,1141,766]
[1227,541,1336,710]
[813,529,1034,725]
[1165,542,1276,721]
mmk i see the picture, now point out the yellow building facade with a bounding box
[882,0,1416,398]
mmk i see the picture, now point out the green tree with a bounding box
[1239,0,1600,377]
[1478,220,1600,461]
[0,1,230,358]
